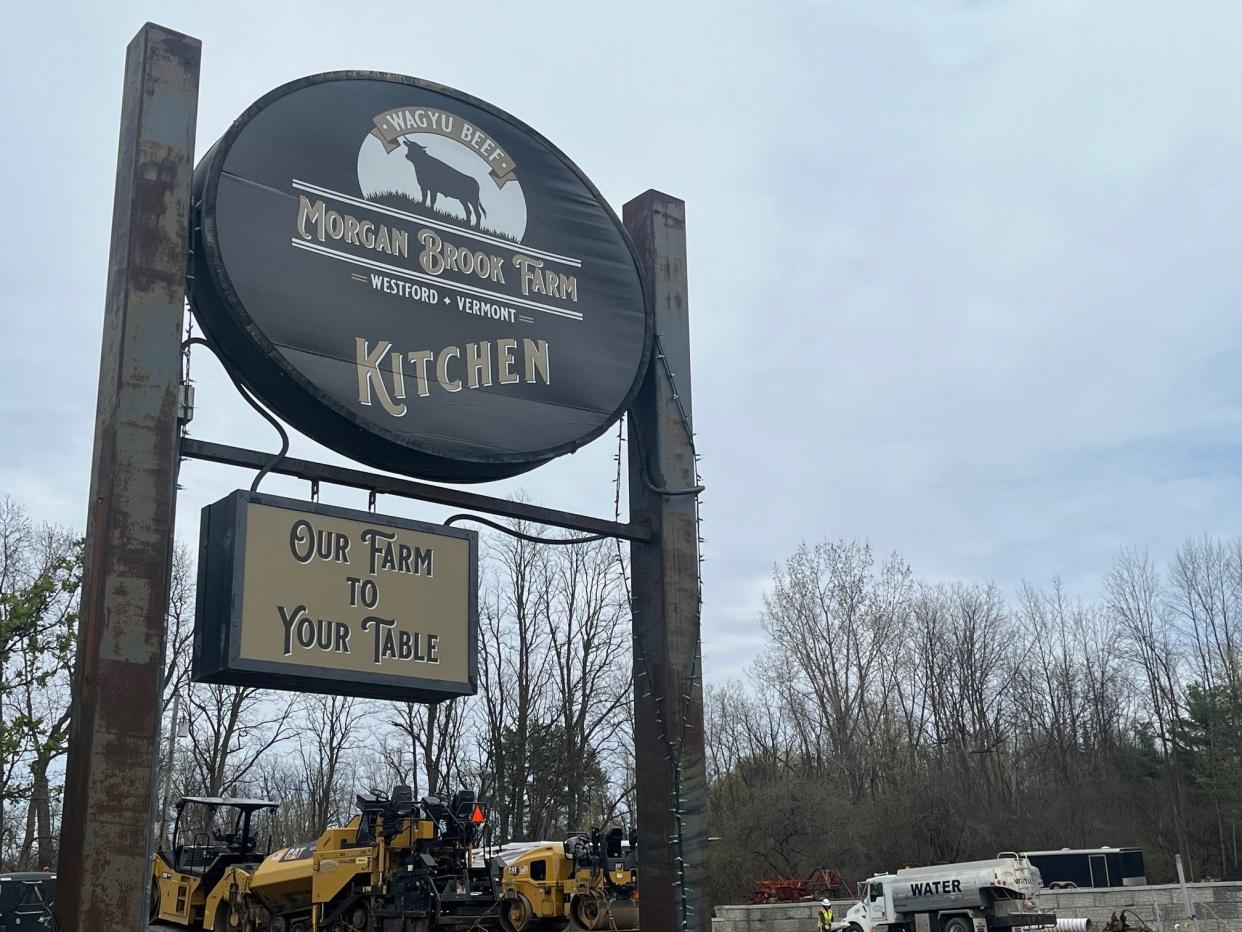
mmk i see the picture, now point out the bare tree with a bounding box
[384,699,468,799]
[1012,580,1131,797]
[1106,547,1192,872]
[253,756,316,847]
[476,524,553,840]
[1166,537,1242,876]
[184,684,296,797]
[162,544,196,711]
[544,539,631,830]
[299,695,368,836]
[154,545,197,847]
[758,540,912,799]
[1168,537,1241,690]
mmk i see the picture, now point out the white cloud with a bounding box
[3,0,1242,680]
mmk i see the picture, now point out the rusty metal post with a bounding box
[58,23,199,932]
[624,191,709,932]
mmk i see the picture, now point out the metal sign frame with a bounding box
[61,23,709,932]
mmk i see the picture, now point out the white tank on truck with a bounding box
[844,853,1054,932]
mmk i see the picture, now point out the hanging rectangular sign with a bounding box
[193,490,478,702]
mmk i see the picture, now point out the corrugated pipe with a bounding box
[1056,918,1095,932]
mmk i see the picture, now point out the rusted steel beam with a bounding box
[625,191,709,932]
[58,23,200,932]
[180,437,652,542]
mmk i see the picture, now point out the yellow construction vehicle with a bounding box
[212,786,496,931]
[498,828,639,932]
[150,795,279,929]
[151,786,640,932]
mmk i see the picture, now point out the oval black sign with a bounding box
[190,72,651,482]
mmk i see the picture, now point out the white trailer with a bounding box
[844,854,1054,932]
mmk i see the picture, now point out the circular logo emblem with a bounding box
[191,72,652,482]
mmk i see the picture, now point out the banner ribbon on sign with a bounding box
[369,107,519,188]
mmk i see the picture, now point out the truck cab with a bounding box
[849,875,897,931]
[150,796,278,927]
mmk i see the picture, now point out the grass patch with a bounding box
[364,190,518,242]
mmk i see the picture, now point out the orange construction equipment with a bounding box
[750,867,855,904]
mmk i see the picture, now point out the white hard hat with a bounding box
[822,899,832,907]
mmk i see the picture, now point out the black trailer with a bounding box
[1024,848,1146,888]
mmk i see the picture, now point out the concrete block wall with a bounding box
[714,901,823,932]
[712,883,1242,932]
[1036,881,1242,932]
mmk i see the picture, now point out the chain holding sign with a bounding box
[194,491,478,702]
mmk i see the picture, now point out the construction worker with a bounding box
[818,898,834,931]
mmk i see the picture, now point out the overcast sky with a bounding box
[2,0,1241,681]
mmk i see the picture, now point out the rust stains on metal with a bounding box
[57,22,200,932]
[624,191,710,932]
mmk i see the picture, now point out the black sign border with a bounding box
[191,70,654,483]
[194,489,480,702]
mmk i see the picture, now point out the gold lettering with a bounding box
[497,338,519,384]
[523,339,550,385]
[296,195,325,241]
[466,342,492,389]
[418,229,444,275]
[326,210,344,240]
[355,338,406,416]
[407,351,433,397]
[436,347,463,393]
[512,254,547,296]
[391,352,406,399]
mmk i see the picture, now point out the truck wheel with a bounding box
[850,923,864,932]
[572,894,605,930]
[944,917,973,932]
[149,884,161,921]
[499,894,533,932]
